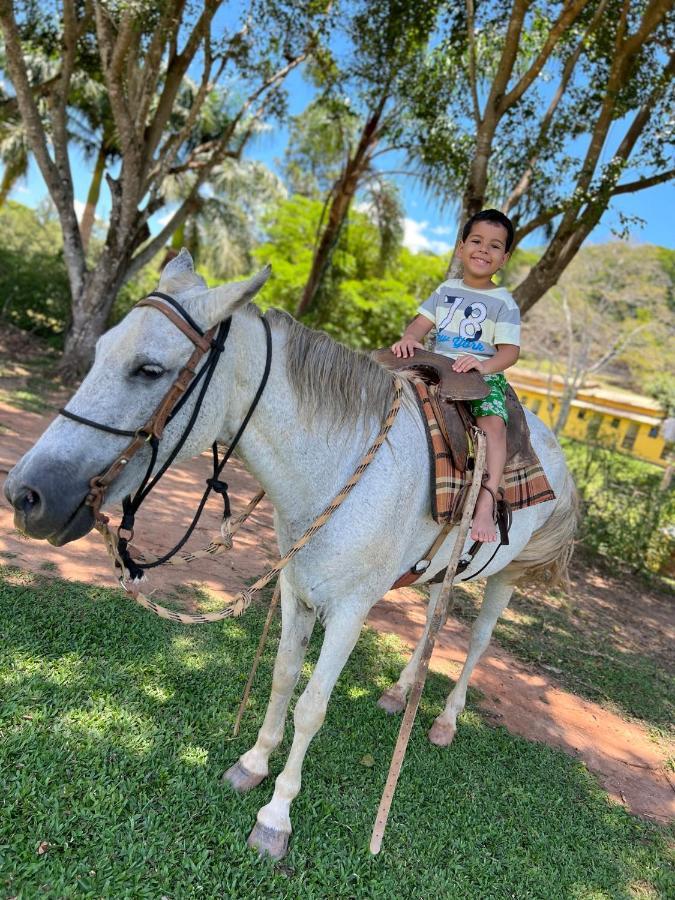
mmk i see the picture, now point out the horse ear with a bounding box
[158,248,207,294]
[198,265,272,328]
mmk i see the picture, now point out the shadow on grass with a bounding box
[1,566,672,899]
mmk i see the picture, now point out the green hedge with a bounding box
[0,203,71,344]
[561,437,674,574]
[0,201,161,346]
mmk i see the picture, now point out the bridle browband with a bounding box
[60,290,272,579]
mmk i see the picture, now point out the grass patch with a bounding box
[0,383,57,415]
[1,565,673,899]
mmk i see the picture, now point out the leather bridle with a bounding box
[60,290,272,578]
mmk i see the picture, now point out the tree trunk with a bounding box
[295,180,356,318]
[59,255,128,380]
[80,145,107,254]
[553,388,575,436]
[514,217,596,315]
[295,102,386,319]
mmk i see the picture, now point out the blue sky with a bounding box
[5,61,673,256]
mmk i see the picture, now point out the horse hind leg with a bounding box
[247,603,366,859]
[377,582,443,714]
[428,573,513,746]
[224,574,316,793]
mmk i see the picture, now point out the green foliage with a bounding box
[562,437,674,574]
[253,194,446,348]
[514,240,675,404]
[0,200,162,344]
[283,96,361,198]
[1,567,672,898]
[0,201,70,343]
[410,0,674,229]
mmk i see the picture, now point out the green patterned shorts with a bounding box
[467,373,509,424]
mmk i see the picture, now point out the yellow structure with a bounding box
[509,366,671,467]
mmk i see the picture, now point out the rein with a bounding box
[61,287,405,623]
[60,291,271,581]
[98,376,404,623]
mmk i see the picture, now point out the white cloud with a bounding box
[428,224,454,237]
[73,199,86,219]
[403,218,452,256]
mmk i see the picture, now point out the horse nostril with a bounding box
[20,486,41,514]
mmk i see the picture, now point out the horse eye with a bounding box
[135,364,165,379]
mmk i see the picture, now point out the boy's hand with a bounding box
[391,338,425,358]
[452,354,484,373]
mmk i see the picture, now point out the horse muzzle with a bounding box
[3,461,95,546]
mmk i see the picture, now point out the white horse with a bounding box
[4,251,577,859]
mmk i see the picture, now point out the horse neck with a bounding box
[222,312,368,522]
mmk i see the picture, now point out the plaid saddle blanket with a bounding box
[412,378,556,525]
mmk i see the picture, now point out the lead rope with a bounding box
[96,378,404,624]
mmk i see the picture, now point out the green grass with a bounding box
[1,566,672,899]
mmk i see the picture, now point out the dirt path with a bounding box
[1,399,673,824]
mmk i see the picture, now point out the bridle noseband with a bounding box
[60,290,272,578]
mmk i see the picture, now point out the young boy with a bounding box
[391,209,520,543]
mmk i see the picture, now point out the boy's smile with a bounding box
[459,220,510,287]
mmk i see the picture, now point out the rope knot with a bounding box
[207,477,231,520]
[233,588,254,617]
[207,477,228,496]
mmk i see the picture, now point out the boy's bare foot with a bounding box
[471,488,497,542]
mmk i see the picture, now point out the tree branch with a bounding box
[503,0,611,215]
[137,0,187,126]
[466,0,481,126]
[0,0,86,292]
[0,74,60,116]
[93,1,139,159]
[125,189,203,280]
[610,168,675,195]
[144,1,221,161]
[498,0,588,115]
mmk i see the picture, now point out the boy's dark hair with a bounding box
[462,209,514,252]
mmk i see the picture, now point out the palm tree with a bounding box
[0,47,56,203]
[67,74,119,253]
[162,81,286,279]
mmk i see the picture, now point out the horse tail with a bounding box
[504,468,579,587]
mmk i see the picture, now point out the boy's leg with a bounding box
[472,414,506,542]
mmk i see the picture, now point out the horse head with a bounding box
[4,250,270,546]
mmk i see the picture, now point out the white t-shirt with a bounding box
[418,278,520,361]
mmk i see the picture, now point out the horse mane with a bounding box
[260,307,400,431]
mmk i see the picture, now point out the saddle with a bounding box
[373,348,538,472]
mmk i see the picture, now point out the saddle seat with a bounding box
[373,348,538,471]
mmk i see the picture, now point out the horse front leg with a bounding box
[224,573,316,793]
[428,574,513,745]
[247,605,366,860]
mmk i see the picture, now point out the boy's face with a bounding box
[459,221,510,282]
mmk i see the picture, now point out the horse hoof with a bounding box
[222,760,266,793]
[428,720,456,746]
[247,822,290,860]
[377,685,407,715]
